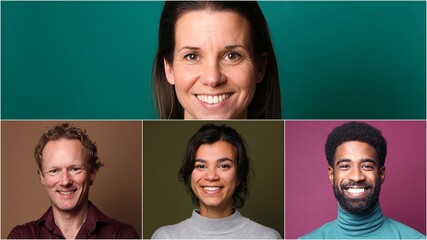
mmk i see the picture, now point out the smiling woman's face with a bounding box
[191,141,240,218]
[164,10,265,119]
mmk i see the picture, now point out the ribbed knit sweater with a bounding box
[152,209,281,239]
[300,203,425,239]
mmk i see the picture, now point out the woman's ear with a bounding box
[256,52,268,83]
[164,58,175,85]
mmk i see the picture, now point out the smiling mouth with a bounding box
[58,190,76,195]
[196,94,232,105]
[343,186,371,197]
[203,186,223,194]
[346,187,366,193]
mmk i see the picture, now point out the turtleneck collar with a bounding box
[187,209,249,235]
[337,202,385,237]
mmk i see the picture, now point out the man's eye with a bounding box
[339,164,350,170]
[70,167,81,172]
[362,165,374,170]
[48,169,58,174]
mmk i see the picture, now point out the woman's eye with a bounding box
[194,165,205,169]
[218,164,231,169]
[184,53,199,61]
[224,52,241,61]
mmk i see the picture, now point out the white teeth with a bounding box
[59,191,74,195]
[197,94,231,105]
[347,188,365,193]
[204,187,220,191]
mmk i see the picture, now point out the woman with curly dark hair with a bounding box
[152,124,281,239]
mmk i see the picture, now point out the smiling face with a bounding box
[328,141,385,215]
[164,10,266,119]
[39,138,95,214]
[191,141,240,218]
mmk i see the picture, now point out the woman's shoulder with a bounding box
[151,218,192,239]
[244,218,282,239]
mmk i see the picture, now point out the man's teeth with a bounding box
[197,94,230,104]
[59,191,74,195]
[204,187,220,191]
[347,188,365,193]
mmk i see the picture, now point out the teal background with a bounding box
[2,1,425,119]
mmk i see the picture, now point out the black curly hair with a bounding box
[325,122,387,168]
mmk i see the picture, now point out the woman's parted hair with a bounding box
[179,124,250,208]
[34,122,103,174]
[153,1,281,119]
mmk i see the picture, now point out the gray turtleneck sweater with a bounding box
[151,209,282,239]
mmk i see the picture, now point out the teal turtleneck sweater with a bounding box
[300,203,425,239]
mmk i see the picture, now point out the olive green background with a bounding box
[143,121,284,238]
[2,1,425,119]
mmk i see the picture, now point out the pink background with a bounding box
[285,121,426,238]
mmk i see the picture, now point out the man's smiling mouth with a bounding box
[343,185,372,197]
[58,190,76,195]
[346,187,366,193]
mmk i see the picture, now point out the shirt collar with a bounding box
[35,201,112,238]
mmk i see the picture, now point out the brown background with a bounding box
[1,121,142,238]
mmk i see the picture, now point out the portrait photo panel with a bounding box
[143,121,284,238]
[2,1,425,119]
[1,121,142,238]
[285,120,426,238]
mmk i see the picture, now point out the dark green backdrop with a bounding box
[142,121,284,238]
[2,1,425,119]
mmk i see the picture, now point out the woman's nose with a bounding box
[204,168,219,181]
[200,59,225,87]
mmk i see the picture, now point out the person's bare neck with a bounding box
[52,202,89,239]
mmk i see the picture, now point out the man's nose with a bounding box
[348,168,366,183]
[60,170,72,186]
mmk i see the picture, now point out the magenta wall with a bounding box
[285,121,426,238]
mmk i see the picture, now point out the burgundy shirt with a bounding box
[7,201,140,239]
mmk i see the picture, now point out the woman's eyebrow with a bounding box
[217,158,234,164]
[177,46,200,53]
[195,158,234,163]
[224,45,247,50]
[195,159,207,163]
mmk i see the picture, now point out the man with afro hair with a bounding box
[301,121,425,239]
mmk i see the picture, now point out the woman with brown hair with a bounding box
[153,1,281,119]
